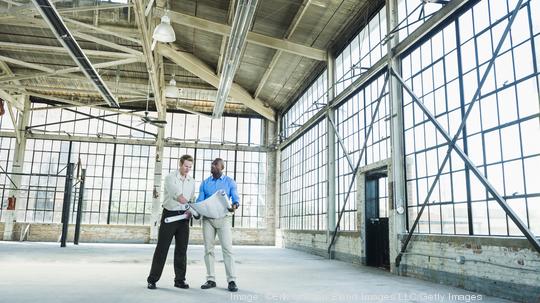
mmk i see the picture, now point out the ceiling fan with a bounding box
[141,110,167,128]
[138,82,167,128]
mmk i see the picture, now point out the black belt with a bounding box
[163,209,186,216]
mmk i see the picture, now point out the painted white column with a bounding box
[3,95,30,241]
[326,51,337,256]
[387,0,407,273]
[150,126,164,242]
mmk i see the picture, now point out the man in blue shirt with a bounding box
[197,158,239,292]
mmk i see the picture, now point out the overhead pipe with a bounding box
[213,0,258,119]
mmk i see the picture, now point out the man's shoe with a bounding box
[147,282,156,289]
[200,280,216,289]
[174,281,189,289]
[228,281,238,292]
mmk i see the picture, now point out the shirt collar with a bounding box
[178,171,191,181]
[212,174,225,181]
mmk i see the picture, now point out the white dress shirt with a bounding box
[162,170,196,211]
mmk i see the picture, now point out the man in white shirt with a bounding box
[147,154,198,290]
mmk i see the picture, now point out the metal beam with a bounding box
[3,87,148,119]
[6,101,21,143]
[0,41,138,59]
[27,111,122,130]
[62,17,141,45]
[254,0,310,98]
[132,0,165,117]
[0,2,132,16]
[56,3,133,14]
[0,16,140,38]
[1,83,146,99]
[72,31,142,56]
[154,7,326,61]
[0,52,28,111]
[62,108,156,138]
[0,0,21,6]
[0,131,271,152]
[0,54,55,73]
[30,97,152,111]
[327,113,354,171]
[0,89,23,110]
[0,57,143,83]
[158,44,275,121]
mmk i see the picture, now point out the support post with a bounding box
[150,126,165,242]
[3,95,30,241]
[74,168,86,245]
[60,162,74,247]
[386,0,407,273]
[326,51,337,258]
[265,120,277,243]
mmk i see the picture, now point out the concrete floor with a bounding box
[0,242,513,303]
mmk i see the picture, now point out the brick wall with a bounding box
[4,223,274,245]
[276,229,363,264]
[398,234,540,303]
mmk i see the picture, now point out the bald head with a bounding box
[211,158,224,178]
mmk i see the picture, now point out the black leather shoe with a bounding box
[200,280,216,289]
[228,281,238,292]
[147,282,156,289]
[174,281,189,289]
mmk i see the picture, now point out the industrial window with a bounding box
[280,119,328,230]
[72,142,116,224]
[102,144,154,225]
[0,137,15,221]
[281,72,328,139]
[397,0,447,42]
[402,0,540,236]
[335,8,387,96]
[16,139,71,223]
[0,106,15,131]
[165,113,263,146]
[335,73,390,231]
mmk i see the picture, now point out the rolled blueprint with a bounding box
[164,213,188,223]
[190,190,231,219]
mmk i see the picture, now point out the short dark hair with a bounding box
[179,154,193,165]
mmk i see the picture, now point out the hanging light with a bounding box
[165,74,179,98]
[151,13,175,50]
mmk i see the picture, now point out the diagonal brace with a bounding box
[328,114,355,172]
[327,72,389,256]
[393,0,539,266]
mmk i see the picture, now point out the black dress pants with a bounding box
[147,209,190,284]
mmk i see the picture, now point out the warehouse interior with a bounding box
[0,0,539,302]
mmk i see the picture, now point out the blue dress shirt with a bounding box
[196,174,240,206]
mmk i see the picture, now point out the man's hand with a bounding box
[184,210,192,219]
[178,194,188,204]
[227,204,239,213]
